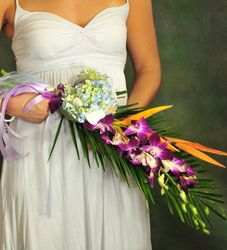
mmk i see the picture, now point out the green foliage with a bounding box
[48,104,226,233]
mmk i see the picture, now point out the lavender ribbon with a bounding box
[0,82,51,160]
[0,81,58,218]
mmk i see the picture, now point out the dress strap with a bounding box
[14,0,24,29]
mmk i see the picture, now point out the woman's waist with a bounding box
[16,53,126,76]
[22,65,127,93]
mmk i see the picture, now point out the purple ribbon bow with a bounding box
[0,82,55,161]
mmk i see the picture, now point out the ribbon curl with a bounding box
[0,82,52,160]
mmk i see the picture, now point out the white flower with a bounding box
[86,109,105,125]
[162,160,186,174]
[73,98,83,107]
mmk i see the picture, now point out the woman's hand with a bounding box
[4,92,50,124]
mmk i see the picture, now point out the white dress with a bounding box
[0,1,151,249]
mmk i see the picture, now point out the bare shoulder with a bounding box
[0,0,16,38]
[127,0,160,71]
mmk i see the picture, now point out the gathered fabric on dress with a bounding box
[0,0,151,249]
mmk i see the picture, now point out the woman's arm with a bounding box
[0,0,50,124]
[0,0,8,29]
[4,93,50,124]
[126,0,161,107]
[1,0,15,38]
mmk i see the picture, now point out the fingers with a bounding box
[27,99,50,121]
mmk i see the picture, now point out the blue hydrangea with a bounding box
[61,68,117,123]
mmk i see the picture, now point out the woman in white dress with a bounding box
[0,0,161,249]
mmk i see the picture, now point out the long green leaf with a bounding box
[145,193,149,214]
[196,169,211,174]
[84,129,101,169]
[147,186,155,205]
[194,184,217,190]
[68,120,80,160]
[191,191,224,198]
[128,164,142,191]
[164,192,174,215]
[194,196,215,231]
[182,208,192,227]
[116,90,127,96]
[48,116,64,162]
[98,138,118,177]
[59,106,77,122]
[165,189,185,223]
[199,199,226,221]
[185,203,194,228]
[75,123,90,168]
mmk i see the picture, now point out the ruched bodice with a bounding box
[12,1,129,74]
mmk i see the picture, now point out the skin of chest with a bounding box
[2,0,127,38]
[20,0,127,27]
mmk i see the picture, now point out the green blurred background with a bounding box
[0,0,227,249]
[126,0,227,249]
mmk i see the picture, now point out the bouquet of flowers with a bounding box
[0,68,226,234]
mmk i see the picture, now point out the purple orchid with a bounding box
[146,171,155,187]
[161,157,187,178]
[101,132,129,146]
[172,157,197,176]
[144,159,159,187]
[118,136,140,158]
[84,114,115,134]
[180,176,198,194]
[130,151,159,187]
[58,84,65,92]
[49,92,63,113]
[124,117,155,145]
[140,133,174,160]
[44,84,65,114]
[100,135,113,145]
[143,155,160,187]
[164,157,197,177]
[130,151,159,169]
[186,165,197,176]
[130,151,145,165]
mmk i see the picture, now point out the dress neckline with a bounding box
[16,1,128,29]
